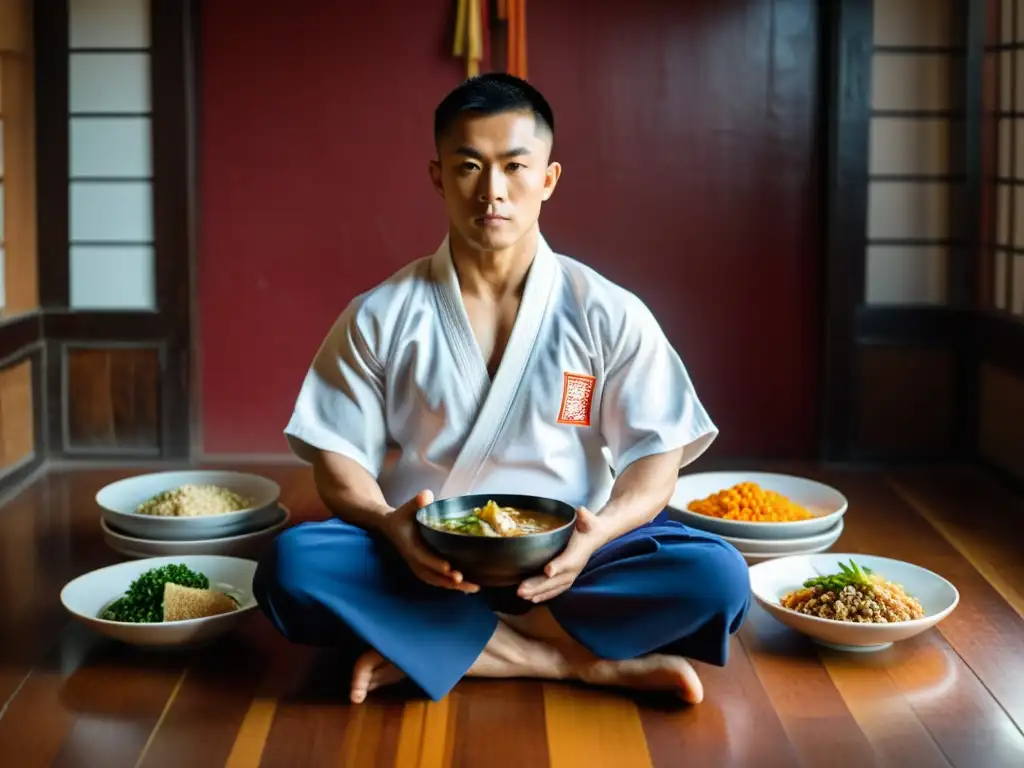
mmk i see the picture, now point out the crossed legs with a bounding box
[253,514,750,704]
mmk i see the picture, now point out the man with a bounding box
[253,73,750,706]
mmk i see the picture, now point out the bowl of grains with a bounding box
[748,553,959,651]
[96,470,282,542]
[668,472,848,541]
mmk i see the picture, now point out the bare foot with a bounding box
[350,649,407,704]
[580,654,704,704]
[502,609,704,704]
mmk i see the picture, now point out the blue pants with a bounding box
[252,510,751,701]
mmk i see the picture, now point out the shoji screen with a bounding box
[978,0,1024,482]
[36,0,193,462]
[991,0,1024,312]
[67,0,154,309]
[854,0,959,457]
[868,1,954,305]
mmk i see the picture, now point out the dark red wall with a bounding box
[198,0,823,459]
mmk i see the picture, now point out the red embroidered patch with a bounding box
[557,372,597,426]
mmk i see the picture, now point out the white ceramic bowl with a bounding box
[722,518,845,556]
[101,504,291,559]
[740,540,837,565]
[668,471,848,540]
[96,470,281,541]
[748,553,959,651]
[60,555,259,647]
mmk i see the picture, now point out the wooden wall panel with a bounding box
[0,0,30,52]
[856,346,956,456]
[0,357,33,468]
[0,0,39,315]
[978,362,1024,482]
[64,346,160,452]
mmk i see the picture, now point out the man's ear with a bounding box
[429,159,445,198]
[541,161,562,202]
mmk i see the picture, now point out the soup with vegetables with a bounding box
[427,499,566,538]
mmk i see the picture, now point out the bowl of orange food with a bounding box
[667,472,847,540]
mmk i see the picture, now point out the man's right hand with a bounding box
[381,490,480,593]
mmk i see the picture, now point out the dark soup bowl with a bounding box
[415,494,577,587]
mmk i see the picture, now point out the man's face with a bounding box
[430,110,561,253]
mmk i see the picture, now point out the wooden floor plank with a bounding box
[818,643,952,768]
[544,683,652,768]
[638,637,799,768]
[0,668,78,767]
[449,681,549,768]
[807,468,1024,766]
[738,604,878,767]
[338,693,406,768]
[393,696,454,768]
[222,632,318,768]
[0,625,186,768]
[133,618,274,768]
[256,648,407,767]
[815,469,1024,736]
[886,467,1024,616]
[2,463,1023,767]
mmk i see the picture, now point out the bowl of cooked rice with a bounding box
[96,470,281,542]
[748,553,959,651]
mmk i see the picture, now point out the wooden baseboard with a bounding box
[0,454,45,506]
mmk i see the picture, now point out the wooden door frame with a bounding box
[815,0,1019,464]
[24,0,196,463]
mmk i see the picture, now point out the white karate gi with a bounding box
[284,233,717,512]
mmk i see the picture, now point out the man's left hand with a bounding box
[517,506,606,603]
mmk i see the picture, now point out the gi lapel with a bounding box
[435,234,559,498]
[431,235,492,414]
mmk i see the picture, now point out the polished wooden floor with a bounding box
[0,462,1022,768]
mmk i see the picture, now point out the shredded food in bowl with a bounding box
[780,559,925,624]
[135,484,254,517]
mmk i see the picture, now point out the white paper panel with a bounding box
[995,251,1008,309]
[69,53,150,113]
[1015,52,1024,114]
[0,121,5,176]
[998,184,1011,246]
[1018,0,1024,43]
[874,0,953,48]
[1014,256,1024,315]
[69,0,150,49]
[0,246,5,309]
[70,245,154,309]
[872,54,953,111]
[869,118,949,175]
[868,181,949,240]
[1014,188,1024,247]
[0,181,4,242]
[1003,0,1015,44]
[70,117,151,177]
[999,118,1012,178]
[1002,53,1014,112]
[865,246,948,305]
[69,181,152,241]
[1016,121,1024,180]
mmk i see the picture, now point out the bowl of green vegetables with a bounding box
[60,555,258,647]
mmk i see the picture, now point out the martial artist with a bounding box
[253,73,751,706]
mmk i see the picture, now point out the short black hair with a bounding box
[433,73,555,146]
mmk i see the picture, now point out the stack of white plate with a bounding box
[667,471,848,564]
[96,470,291,560]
